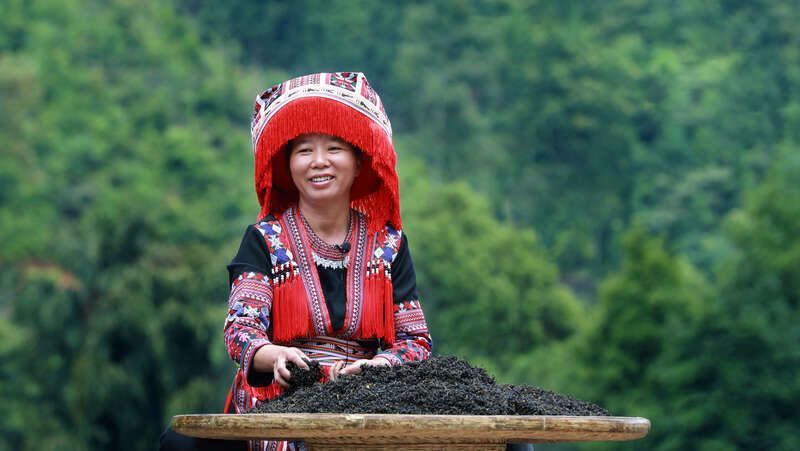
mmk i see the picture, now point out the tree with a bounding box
[0,0,254,448]
[563,229,710,450]
[399,158,585,377]
[686,147,800,449]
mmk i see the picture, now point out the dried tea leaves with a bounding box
[256,355,609,416]
[285,360,322,390]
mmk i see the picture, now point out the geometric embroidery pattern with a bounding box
[251,72,392,151]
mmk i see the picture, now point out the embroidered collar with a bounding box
[298,208,354,263]
[297,208,358,269]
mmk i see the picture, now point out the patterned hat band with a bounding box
[251,72,393,152]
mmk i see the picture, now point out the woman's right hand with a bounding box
[252,344,310,387]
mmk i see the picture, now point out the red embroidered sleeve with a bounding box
[376,300,432,365]
[223,272,273,383]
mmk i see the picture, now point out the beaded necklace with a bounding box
[298,209,353,270]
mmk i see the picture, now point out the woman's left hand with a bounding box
[336,357,392,378]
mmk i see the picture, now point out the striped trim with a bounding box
[394,300,429,334]
[283,207,330,335]
[292,336,377,365]
[252,72,392,151]
[343,212,369,336]
[229,277,272,309]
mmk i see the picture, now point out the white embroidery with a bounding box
[312,252,349,270]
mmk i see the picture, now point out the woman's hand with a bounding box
[252,345,310,388]
[337,356,392,378]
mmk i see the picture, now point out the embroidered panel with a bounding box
[251,72,392,150]
[375,299,432,366]
[227,274,272,312]
[329,71,358,92]
[255,220,293,267]
[380,336,431,364]
[343,211,369,337]
[224,272,273,366]
[283,207,331,336]
[394,300,429,334]
[373,223,402,266]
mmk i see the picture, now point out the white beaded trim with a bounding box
[312,252,349,270]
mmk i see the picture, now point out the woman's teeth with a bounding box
[310,176,333,182]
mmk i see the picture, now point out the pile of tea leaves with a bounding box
[254,355,609,416]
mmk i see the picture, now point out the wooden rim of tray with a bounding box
[172,413,650,444]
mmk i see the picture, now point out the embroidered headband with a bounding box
[251,72,401,233]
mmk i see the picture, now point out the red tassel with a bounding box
[271,272,286,342]
[272,267,311,343]
[360,260,396,344]
[270,275,281,341]
[383,267,395,347]
[360,262,383,338]
[223,372,240,413]
[290,270,310,334]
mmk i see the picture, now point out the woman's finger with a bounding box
[339,359,369,376]
[371,357,392,367]
[339,365,361,376]
[287,348,310,369]
[274,357,293,387]
[274,366,290,387]
[329,361,345,381]
[277,365,292,382]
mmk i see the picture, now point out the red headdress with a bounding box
[251,72,401,233]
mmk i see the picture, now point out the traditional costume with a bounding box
[223,72,432,451]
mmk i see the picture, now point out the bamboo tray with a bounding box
[172,413,650,450]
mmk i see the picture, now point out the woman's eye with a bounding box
[295,148,312,154]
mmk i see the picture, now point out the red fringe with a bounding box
[254,97,401,234]
[358,261,395,346]
[383,269,395,347]
[223,373,239,413]
[360,263,382,339]
[226,371,286,413]
[271,269,311,343]
[251,381,285,402]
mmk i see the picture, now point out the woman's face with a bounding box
[289,133,361,208]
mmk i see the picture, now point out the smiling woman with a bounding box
[160,72,433,451]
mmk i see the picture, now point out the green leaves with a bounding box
[0,0,250,449]
[400,165,584,375]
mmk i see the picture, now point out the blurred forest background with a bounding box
[1,0,799,449]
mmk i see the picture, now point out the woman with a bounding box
[161,72,432,451]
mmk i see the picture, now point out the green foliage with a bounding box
[561,149,800,450]
[181,0,800,288]
[562,230,713,451]
[399,161,585,376]
[692,147,800,449]
[0,0,251,448]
